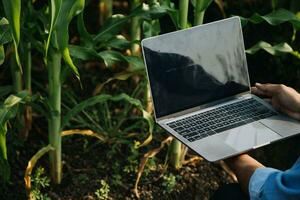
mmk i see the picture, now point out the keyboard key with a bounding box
[174,127,184,132]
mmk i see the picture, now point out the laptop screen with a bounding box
[142,17,250,118]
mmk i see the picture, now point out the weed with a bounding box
[123,141,139,174]
[95,179,110,200]
[31,167,51,200]
[161,173,177,194]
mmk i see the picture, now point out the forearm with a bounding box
[225,154,264,194]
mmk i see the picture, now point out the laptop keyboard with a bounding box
[166,98,277,142]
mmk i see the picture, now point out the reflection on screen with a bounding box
[142,18,249,118]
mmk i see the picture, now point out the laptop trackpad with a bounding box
[217,122,281,152]
[260,115,300,138]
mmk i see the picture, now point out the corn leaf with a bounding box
[69,45,144,69]
[0,91,29,160]
[93,3,167,43]
[77,12,93,47]
[246,41,293,55]
[0,18,11,66]
[240,9,300,29]
[61,93,154,146]
[100,35,132,50]
[143,20,161,38]
[93,70,144,95]
[94,14,127,42]
[0,17,12,45]
[47,0,85,80]
[1,0,21,69]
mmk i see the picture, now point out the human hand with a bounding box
[251,83,300,120]
[224,154,264,194]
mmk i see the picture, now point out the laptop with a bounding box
[141,16,300,162]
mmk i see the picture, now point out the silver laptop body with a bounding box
[141,17,300,162]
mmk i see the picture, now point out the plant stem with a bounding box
[10,48,22,93]
[24,42,31,94]
[194,0,205,26]
[170,138,182,169]
[178,0,189,29]
[20,42,32,140]
[99,0,113,25]
[48,47,62,184]
[131,0,141,56]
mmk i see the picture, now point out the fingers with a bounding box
[252,83,285,97]
[255,83,283,95]
[251,86,267,96]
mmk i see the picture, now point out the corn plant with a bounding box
[45,0,85,184]
[241,8,300,58]
[167,0,213,169]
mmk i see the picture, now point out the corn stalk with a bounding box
[10,52,22,93]
[46,0,85,184]
[131,0,141,55]
[99,0,113,26]
[194,0,212,26]
[194,0,205,25]
[48,46,62,183]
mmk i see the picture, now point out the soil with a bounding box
[0,130,234,200]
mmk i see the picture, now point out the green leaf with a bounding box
[61,93,154,146]
[77,12,93,47]
[93,68,144,95]
[159,1,179,29]
[240,9,300,29]
[0,91,29,160]
[94,3,168,43]
[1,0,21,69]
[246,41,293,55]
[94,14,128,42]
[47,0,85,80]
[69,45,145,69]
[143,20,161,38]
[0,45,4,65]
[0,17,12,45]
[101,35,132,50]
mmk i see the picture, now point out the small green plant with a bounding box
[123,141,139,174]
[95,179,110,200]
[161,173,177,194]
[31,167,51,200]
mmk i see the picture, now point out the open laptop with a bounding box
[141,16,300,162]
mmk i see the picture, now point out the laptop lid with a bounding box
[141,17,250,120]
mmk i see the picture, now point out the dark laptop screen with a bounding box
[142,17,250,118]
